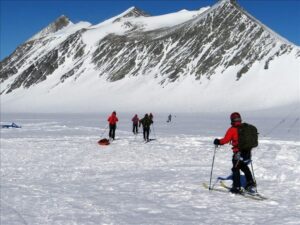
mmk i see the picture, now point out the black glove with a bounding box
[214,138,220,145]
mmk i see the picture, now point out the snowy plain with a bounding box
[1,111,299,225]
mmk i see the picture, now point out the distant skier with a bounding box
[107,111,118,140]
[149,112,154,135]
[167,114,172,123]
[149,113,153,122]
[1,122,21,128]
[213,112,256,193]
[139,114,153,142]
[132,114,139,135]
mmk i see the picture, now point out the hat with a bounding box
[230,112,242,123]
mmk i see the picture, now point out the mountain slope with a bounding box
[0,0,299,113]
[90,0,298,83]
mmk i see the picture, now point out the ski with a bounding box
[202,183,229,193]
[203,182,266,201]
[144,138,156,144]
[220,181,268,200]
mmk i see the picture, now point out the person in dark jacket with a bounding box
[139,114,153,142]
[213,112,255,193]
[107,111,118,140]
[149,113,153,121]
[167,114,172,123]
[132,114,139,134]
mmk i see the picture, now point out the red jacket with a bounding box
[219,122,241,153]
[108,113,118,125]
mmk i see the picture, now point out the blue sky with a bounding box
[1,0,299,60]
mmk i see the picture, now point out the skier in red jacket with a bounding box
[213,112,255,193]
[107,111,118,140]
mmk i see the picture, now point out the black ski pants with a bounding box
[133,123,138,134]
[109,124,116,140]
[143,127,150,141]
[232,151,254,188]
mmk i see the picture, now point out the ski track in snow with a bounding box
[1,113,299,225]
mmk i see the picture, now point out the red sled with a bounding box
[98,138,110,146]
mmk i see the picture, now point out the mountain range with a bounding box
[1,0,299,113]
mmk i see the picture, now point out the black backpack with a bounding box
[238,123,258,151]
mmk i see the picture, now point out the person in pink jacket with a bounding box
[132,114,139,135]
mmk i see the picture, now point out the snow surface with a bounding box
[1,112,299,225]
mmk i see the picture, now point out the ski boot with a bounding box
[230,186,242,194]
[245,181,257,193]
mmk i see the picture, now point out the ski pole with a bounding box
[209,145,218,190]
[152,123,156,139]
[250,160,257,192]
[100,125,109,138]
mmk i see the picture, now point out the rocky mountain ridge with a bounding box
[1,0,299,112]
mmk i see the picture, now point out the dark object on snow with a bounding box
[1,122,21,128]
[167,114,172,123]
[98,138,110,146]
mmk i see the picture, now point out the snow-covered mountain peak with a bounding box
[56,15,71,23]
[113,6,150,23]
[1,0,299,113]
[208,0,296,46]
[122,6,150,18]
[218,0,236,4]
[28,15,73,41]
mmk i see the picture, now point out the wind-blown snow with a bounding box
[1,112,299,225]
